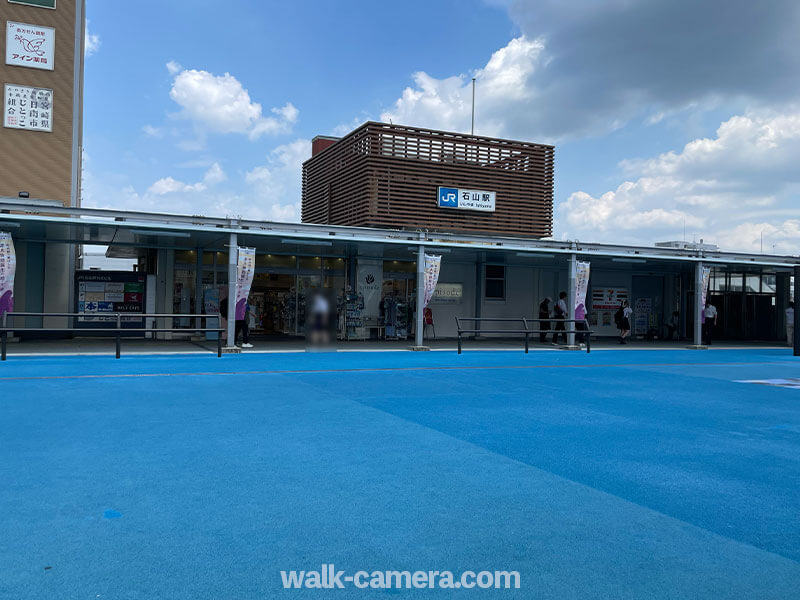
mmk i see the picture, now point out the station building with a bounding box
[1,194,796,346]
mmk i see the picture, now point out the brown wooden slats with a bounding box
[302,122,554,237]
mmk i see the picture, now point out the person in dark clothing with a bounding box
[552,291,567,344]
[538,297,552,343]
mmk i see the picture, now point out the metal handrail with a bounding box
[1,311,224,360]
[455,317,593,354]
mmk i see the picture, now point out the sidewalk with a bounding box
[0,335,790,357]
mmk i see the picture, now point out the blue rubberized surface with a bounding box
[1,348,799,598]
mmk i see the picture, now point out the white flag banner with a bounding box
[700,266,711,307]
[0,232,16,317]
[423,254,442,307]
[234,247,255,320]
[575,261,590,310]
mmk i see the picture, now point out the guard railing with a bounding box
[1,312,224,360]
[455,317,593,354]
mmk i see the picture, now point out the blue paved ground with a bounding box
[1,349,799,598]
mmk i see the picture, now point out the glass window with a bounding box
[299,256,322,270]
[323,257,346,272]
[745,274,761,293]
[256,254,296,269]
[485,265,505,299]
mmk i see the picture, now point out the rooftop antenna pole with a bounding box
[471,78,476,135]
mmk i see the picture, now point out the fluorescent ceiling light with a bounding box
[612,257,647,263]
[280,239,333,246]
[515,252,555,259]
[0,222,21,228]
[129,229,191,238]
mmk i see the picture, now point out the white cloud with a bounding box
[203,162,226,185]
[84,21,100,57]
[142,124,163,138]
[146,163,226,195]
[147,176,205,195]
[381,37,545,139]
[558,110,800,252]
[167,65,298,139]
[245,139,311,222]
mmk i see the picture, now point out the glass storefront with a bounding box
[174,251,348,337]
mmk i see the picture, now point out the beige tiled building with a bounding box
[1,0,84,206]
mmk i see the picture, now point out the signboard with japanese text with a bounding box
[437,187,496,212]
[75,271,146,327]
[8,0,57,8]
[575,261,590,311]
[6,21,55,70]
[4,84,53,132]
[430,282,463,305]
[0,232,16,317]
[234,247,255,320]
[423,254,442,307]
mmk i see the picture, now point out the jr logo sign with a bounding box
[438,187,459,208]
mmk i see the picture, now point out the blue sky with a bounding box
[81,0,800,253]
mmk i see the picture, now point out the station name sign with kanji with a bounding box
[4,84,53,132]
[6,21,55,71]
[437,187,496,212]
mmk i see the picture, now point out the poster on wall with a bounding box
[4,83,53,131]
[591,287,628,310]
[75,271,146,327]
[6,21,55,70]
[0,232,16,317]
[634,298,653,335]
[590,287,629,335]
[357,259,382,319]
[234,247,255,319]
[575,261,590,310]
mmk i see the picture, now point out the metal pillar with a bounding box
[694,261,703,346]
[794,266,800,356]
[414,244,425,348]
[474,253,483,339]
[194,248,203,332]
[226,233,237,346]
[567,253,577,347]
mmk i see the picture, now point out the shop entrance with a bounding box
[250,273,295,336]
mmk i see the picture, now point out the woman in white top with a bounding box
[702,302,718,346]
[619,301,633,344]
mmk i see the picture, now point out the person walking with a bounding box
[702,301,718,346]
[617,300,632,344]
[575,302,587,345]
[538,297,552,343]
[786,301,794,346]
[236,301,253,348]
[552,291,567,344]
[667,311,679,340]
